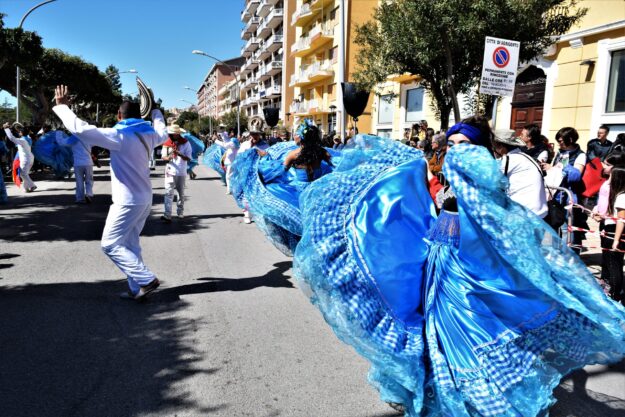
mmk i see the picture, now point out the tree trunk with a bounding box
[441,31,461,123]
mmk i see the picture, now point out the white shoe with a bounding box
[244,216,252,224]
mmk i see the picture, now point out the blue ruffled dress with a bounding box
[33,131,74,178]
[182,133,205,173]
[202,143,226,183]
[294,136,625,417]
[230,142,335,255]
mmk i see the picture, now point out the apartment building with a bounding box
[218,78,241,118]
[197,57,245,119]
[240,0,284,128]
[283,0,377,137]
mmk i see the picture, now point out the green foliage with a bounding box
[104,65,122,94]
[0,98,15,121]
[354,0,586,129]
[219,110,247,133]
[176,110,199,127]
[0,14,44,71]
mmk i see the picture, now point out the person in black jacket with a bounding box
[587,125,612,160]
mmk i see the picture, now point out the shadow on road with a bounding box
[0,192,238,242]
[152,262,294,303]
[551,361,625,416]
[0,280,227,417]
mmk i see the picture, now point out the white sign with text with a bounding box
[479,36,521,97]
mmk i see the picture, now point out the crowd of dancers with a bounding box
[3,84,625,416]
[211,115,625,416]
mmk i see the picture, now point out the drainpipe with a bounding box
[337,0,346,141]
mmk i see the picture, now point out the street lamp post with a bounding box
[184,85,210,135]
[192,50,241,137]
[96,69,137,123]
[16,0,58,124]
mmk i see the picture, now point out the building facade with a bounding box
[369,1,625,145]
[282,0,377,137]
[240,0,284,130]
[197,57,245,119]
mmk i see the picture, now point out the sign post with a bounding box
[479,36,520,97]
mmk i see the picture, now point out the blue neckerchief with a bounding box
[114,118,155,134]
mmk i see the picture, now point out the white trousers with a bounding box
[225,164,233,193]
[74,165,94,202]
[20,158,35,191]
[101,203,156,294]
[164,175,185,216]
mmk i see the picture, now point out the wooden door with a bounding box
[510,66,546,135]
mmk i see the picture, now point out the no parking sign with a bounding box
[479,36,520,97]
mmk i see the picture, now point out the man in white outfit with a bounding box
[56,133,94,203]
[161,124,192,222]
[214,129,239,194]
[53,85,168,300]
[3,122,36,192]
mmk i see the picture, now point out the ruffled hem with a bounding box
[294,136,426,412]
[202,144,226,182]
[33,131,74,177]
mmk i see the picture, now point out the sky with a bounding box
[0,0,244,109]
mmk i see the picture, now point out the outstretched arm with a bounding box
[52,85,121,151]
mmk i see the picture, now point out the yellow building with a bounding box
[495,0,625,146]
[369,1,625,144]
[282,0,377,137]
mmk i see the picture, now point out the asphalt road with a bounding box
[0,161,623,417]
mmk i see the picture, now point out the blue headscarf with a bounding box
[446,122,487,147]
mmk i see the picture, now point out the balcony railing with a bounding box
[244,0,260,16]
[291,36,311,55]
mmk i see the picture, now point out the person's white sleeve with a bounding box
[537,150,549,163]
[182,142,193,159]
[575,153,588,167]
[52,105,121,151]
[150,109,168,147]
[3,128,25,147]
[615,194,625,211]
[214,139,235,150]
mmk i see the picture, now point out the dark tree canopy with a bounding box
[104,65,122,94]
[354,0,586,130]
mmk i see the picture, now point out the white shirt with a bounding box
[215,138,239,165]
[500,148,548,218]
[56,132,93,167]
[614,193,625,219]
[238,140,269,154]
[53,105,168,205]
[163,140,192,176]
[4,128,33,163]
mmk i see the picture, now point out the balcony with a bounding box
[244,0,260,16]
[291,2,319,27]
[265,8,283,29]
[241,9,251,23]
[244,37,260,53]
[241,26,252,41]
[266,0,280,5]
[265,85,282,99]
[257,18,272,39]
[266,34,283,53]
[241,44,252,58]
[257,0,271,18]
[266,60,282,76]
[245,17,260,33]
[309,22,335,50]
[291,36,311,57]
[248,55,260,70]
[306,60,334,83]
[257,42,272,60]
[289,70,308,88]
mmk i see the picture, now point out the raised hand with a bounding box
[55,85,71,106]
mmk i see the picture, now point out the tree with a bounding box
[104,65,122,94]
[354,0,586,130]
[219,110,247,133]
[0,48,120,127]
[0,14,43,72]
[176,110,198,128]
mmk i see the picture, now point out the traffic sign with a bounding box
[480,37,520,97]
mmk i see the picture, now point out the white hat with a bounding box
[167,124,181,135]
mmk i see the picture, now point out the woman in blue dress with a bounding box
[294,116,625,416]
[229,120,334,255]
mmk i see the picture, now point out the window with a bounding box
[405,88,425,122]
[329,46,338,63]
[377,129,392,139]
[606,49,625,113]
[377,94,394,125]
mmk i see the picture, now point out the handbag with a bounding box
[546,186,566,230]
